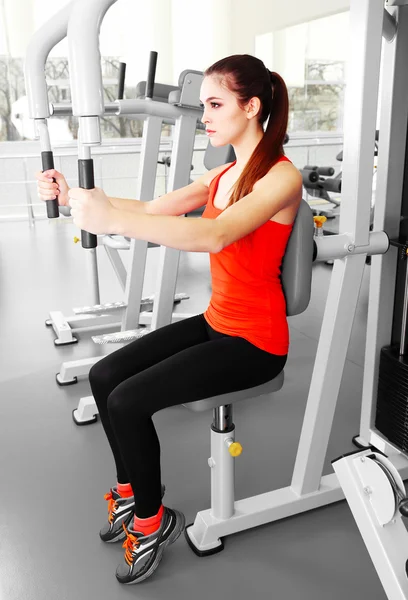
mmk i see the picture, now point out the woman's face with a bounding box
[200,75,253,147]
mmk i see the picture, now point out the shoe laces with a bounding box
[104,491,117,525]
[122,524,140,566]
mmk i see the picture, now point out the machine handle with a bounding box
[303,177,342,194]
[316,166,335,177]
[304,165,335,177]
[145,51,158,99]
[78,159,97,249]
[41,151,59,218]
[117,62,126,100]
[301,169,319,185]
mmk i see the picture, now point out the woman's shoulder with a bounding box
[253,157,302,193]
[268,157,301,179]
[196,162,235,188]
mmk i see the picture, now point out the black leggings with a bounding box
[89,314,286,518]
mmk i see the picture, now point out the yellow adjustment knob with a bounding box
[313,216,327,228]
[229,442,243,457]
[73,236,80,244]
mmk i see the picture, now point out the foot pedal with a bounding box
[73,302,127,315]
[139,292,189,306]
[92,329,151,344]
[73,293,189,316]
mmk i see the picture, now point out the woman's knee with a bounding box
[88,359,108,389]
[106,387,135,425]
[107,382,153,424]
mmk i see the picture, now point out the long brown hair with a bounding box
[205,54,288,207]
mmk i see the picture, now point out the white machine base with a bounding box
[184,425,344,556]
[333,449,408,600]
[72,395,99,425]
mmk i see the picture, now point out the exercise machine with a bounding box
[28,0,407,584]
[182,0,405,561]
[331,2,408,598]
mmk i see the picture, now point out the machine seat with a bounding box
[183,199,314,413]
[183,371,284,412]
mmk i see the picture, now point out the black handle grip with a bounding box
[41,151,59,218]
[316,166,335,177]
[303,176,342,193]
[78,159,97,249]
[146,51,158,99]
[303,165,319,171]
[117,62,126,100]
[301,169,319,184]
[323,177,342,193]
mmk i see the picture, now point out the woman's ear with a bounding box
[246,96,261,120]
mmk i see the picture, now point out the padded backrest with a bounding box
[281,200,314,316]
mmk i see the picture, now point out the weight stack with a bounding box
[375,345,408,452]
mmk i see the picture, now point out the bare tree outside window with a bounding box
[0,56,145,141]
[288,59,345,132]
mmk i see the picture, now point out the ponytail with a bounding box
[227,69,289,207]
[205,54,289,208]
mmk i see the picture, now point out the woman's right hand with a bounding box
[35,169,70,207]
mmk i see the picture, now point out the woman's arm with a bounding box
[108,162,231,216]
[68,162,301,253]
[109,175,210,217]
[109,163,302,253]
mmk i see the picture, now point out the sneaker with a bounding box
[115,506,185,584]
[100,484,165,543]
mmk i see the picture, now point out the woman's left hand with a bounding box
[68,187,118,235]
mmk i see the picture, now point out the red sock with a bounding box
[116,482,133,498]
[133,505,164,536]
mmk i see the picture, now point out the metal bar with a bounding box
[399,251,408,355]
[291,255,367,495]
[121,116,163,331]
[359,4,408,445]
[150,115,197,330]
[339,0,384,247]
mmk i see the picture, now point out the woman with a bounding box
[36,54,302,585]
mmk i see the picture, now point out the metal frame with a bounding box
[328,4,408,598]
[186,0,408,565]
[27,0,408,588]
[333,449,408,600]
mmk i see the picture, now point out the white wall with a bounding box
[0,0,353,144]
[255,11,350,88]
[1,0,33,56]
[2,0,350,89]
[231,0,350,55]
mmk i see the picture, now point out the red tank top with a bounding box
[202,157,293,355]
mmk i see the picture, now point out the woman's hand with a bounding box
[35,169,70,206]
[68,187,119,235]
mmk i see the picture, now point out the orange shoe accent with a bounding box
[104,491,117,524]
[122,525,140,566]
[117,482,133,498]
[132,504,164,536]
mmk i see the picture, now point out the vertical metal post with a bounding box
[150,114,197,330]
[399,249,408,356]
[292,0,385,495]
[211,406,235,520]
[359,5,408,447]
[23,158,35,226]
[121,116,163,331]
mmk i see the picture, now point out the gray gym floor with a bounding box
[0,216,389,600]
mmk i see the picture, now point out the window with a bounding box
[256,11,349,134]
